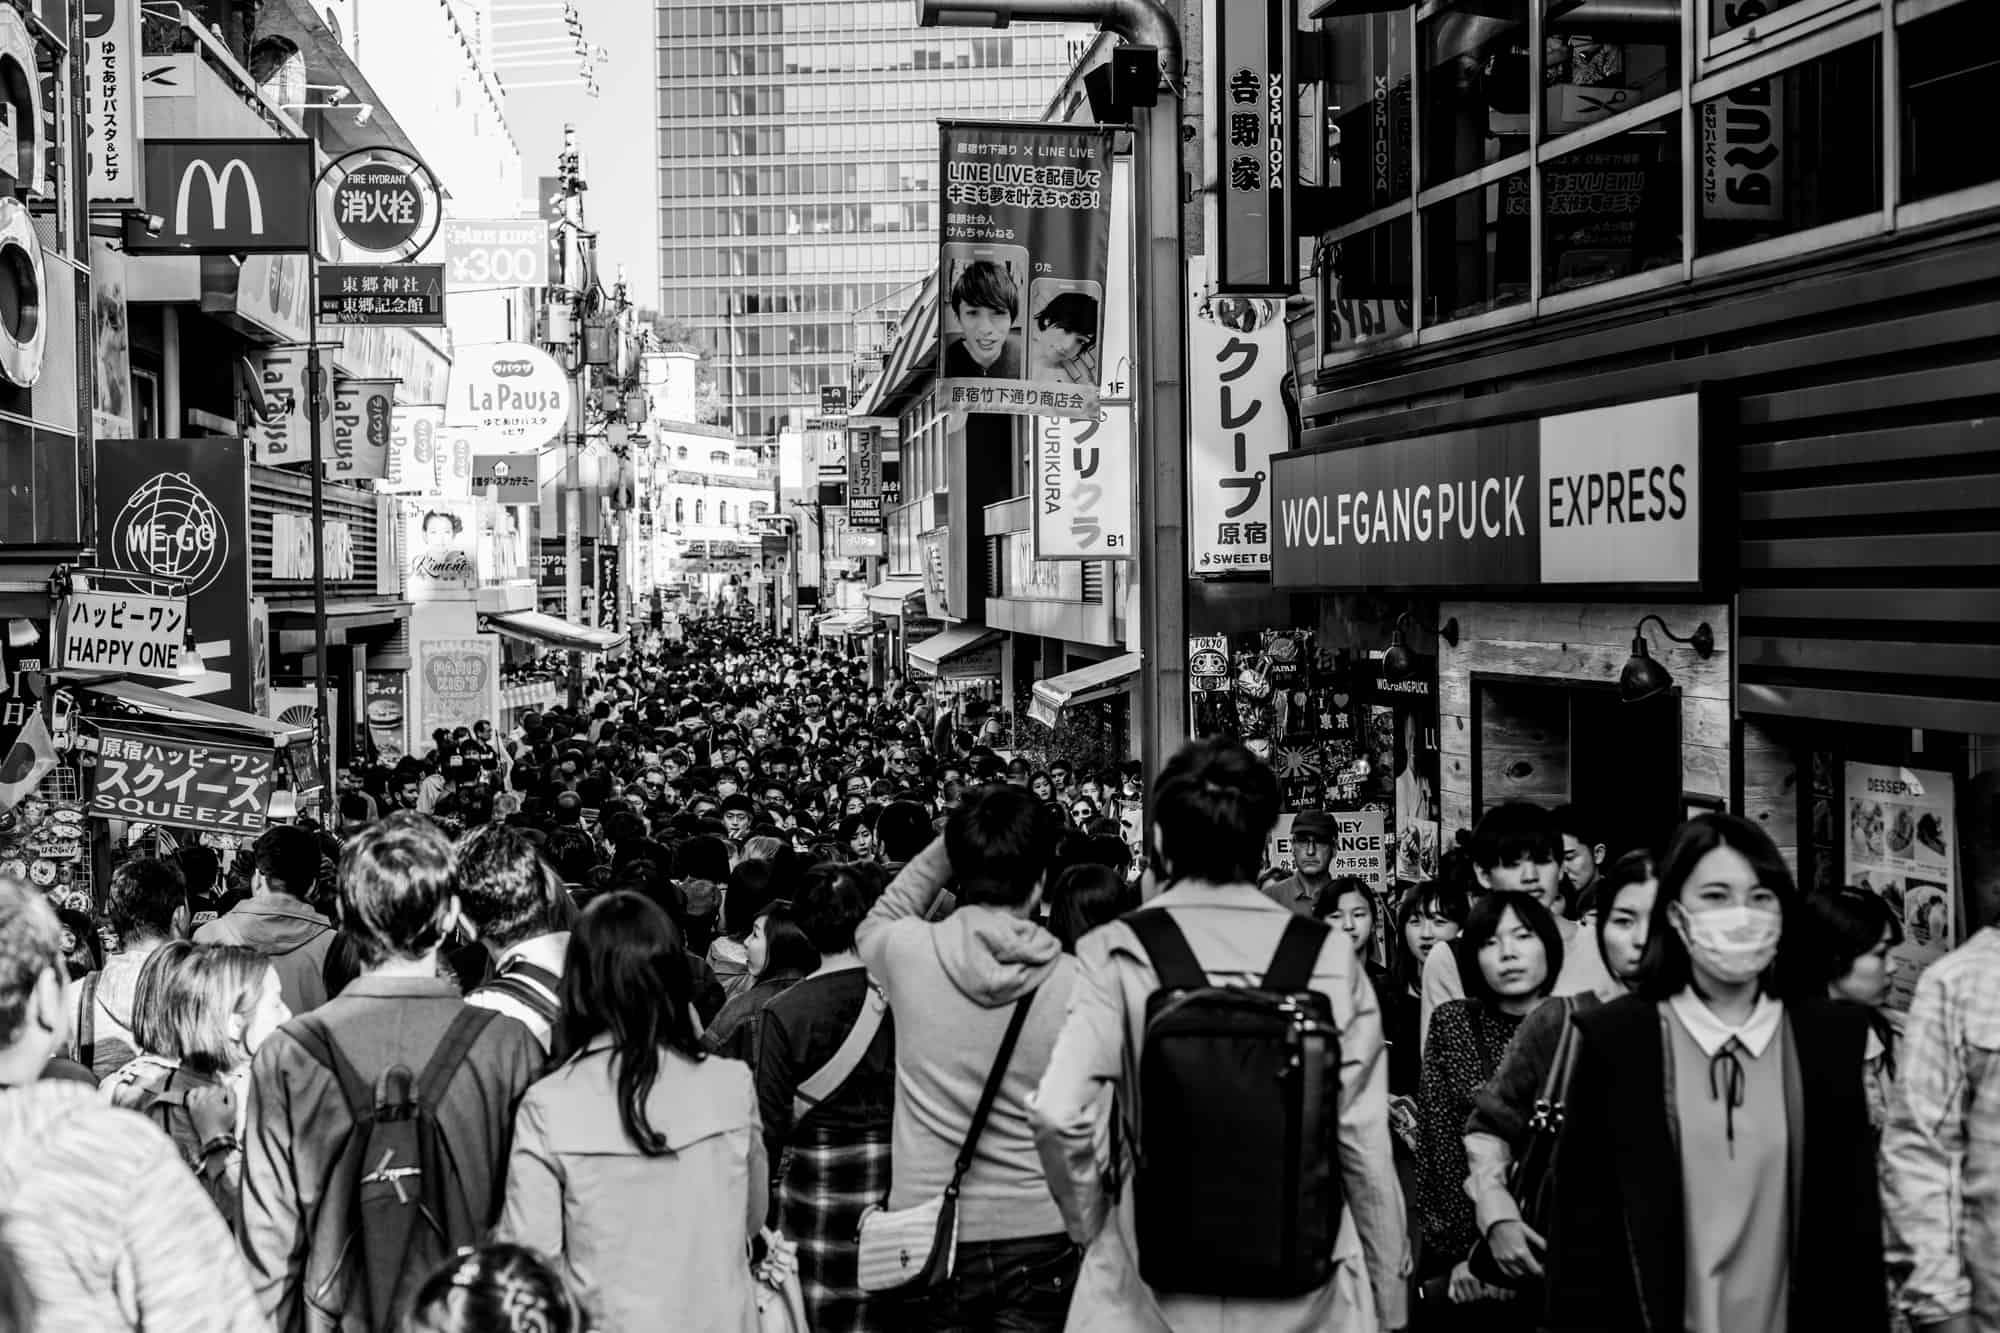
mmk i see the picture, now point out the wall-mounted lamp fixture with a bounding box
[1382,612,1459,682]
[1620,615,1715,703]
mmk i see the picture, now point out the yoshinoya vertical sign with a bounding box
[938,121,1113,422]
[1188,260,1290,575]
[846,417,886,533]
[1207,0,1296,294]
[84,0,145,207]
[95,438,254,710]
[1271,394,1703,588]
[1035,158,1134,562]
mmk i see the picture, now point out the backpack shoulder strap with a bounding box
[498,958,561,992]
[416,1006,499,1110]
[793,981,887,1125]
[287,1013,375,1119]
[1264,916,1331,994]
[75,972,98,1069]
[480,974,560,1026]
[1124,909,1208,990]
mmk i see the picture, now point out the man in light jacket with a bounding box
[1030,738,1409,1332]
[856,783,1080,1331]
[196,824,337,1014]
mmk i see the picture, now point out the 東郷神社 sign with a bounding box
[1271,394,1703,590]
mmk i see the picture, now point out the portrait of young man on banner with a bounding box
[937,121,1113,422]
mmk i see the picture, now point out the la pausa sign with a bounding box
[1273,394,1702,590]
[445,342,570,447]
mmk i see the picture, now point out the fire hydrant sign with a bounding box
[57,591,187,675]
[446,342,570,447]
[89,724,275,833]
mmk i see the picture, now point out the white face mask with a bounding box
[1677,904,1782,984]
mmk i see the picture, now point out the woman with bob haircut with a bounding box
[498,891,766,1332]
[704,899,819,1063]
[1542,814,1887,1333]
[102,942,291,1231]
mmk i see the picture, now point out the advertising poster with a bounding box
[443,218,551,289]
[937,121,1113,422]
[95,438,253,710]
[327,379,395,481]
[90,726,275,835]
[1187,259,1289,575]
[1188,634,1233,737]
[364,671,407,763]
[1393,708,1441,882]
[415,638,499,739]
[89,238,135,439]
[445,342,570,449]
[248,596,270,718]
[483,502,527,583]
[404,499,480,598]
[1700,1,1784,224]
[1847,762,1958,1010]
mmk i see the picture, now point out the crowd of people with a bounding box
[0,612,1994,1333]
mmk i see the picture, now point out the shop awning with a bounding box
[816,610,872,639]
[269,602,409,631]
[908,623,1003,678]
[865,575,928,617]
[480,610,627,654]
[62,675,311,741]
[1028,652,1142,728]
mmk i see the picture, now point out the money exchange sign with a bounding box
[90,725,275,833]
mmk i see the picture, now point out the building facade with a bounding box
[653,0,1085,438]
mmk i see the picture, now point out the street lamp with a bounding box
[916,0,1188,799]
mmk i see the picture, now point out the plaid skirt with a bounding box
[777,1123,893,1333]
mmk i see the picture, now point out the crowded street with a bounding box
[1,0,1997,1331]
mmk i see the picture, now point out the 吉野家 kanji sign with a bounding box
[1207,0,1296,295]
[318,263,446,326]
[89,724,276,834]
[55,590,186,676]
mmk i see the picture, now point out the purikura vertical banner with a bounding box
[937,121,1114,422]
[1187,258,1290,575]
[1034,156,1134,562]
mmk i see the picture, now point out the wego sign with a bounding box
[132,139,314,253]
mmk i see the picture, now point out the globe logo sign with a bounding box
[111,473,230,594]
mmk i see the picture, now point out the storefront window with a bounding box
[1695,39,1881,256]
[1422,3,1531,187]
[1542,115,1683,295]
[1305,11,1414,227]
[1422,170,1531,323]
[1322,219,1414,355]
[1543,1,1682,141]
[1901,4,2000,204]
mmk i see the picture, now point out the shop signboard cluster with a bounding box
[1271,394,1703,589]
[55,590,185,675]
[937,121,1113,422]
[90,724,275,834]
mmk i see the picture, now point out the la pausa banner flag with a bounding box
[938,121,1113,423]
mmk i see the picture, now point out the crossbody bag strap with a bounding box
[792,981,887,1125]
[1543,996,1582,1107]
[946,992,1036,1197]
[76,972,98,1070]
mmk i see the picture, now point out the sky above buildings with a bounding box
[502,0,660,308]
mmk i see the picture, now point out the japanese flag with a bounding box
[0,711,56,813]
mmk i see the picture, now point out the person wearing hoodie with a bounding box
[71,857,189,1082]
[855,783,1081,1332]
[195,824,338,1016]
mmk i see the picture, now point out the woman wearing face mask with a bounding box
[1415,892,1564,1326]
[1461,850,1658,1287]
[1543,815,1887,1333]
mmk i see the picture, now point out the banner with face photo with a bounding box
[403,498,480,599]
[937,121,1113,422]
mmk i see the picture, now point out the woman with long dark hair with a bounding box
[704,899,819,1062]
[1543,815,1887,1333]
[498,891,766,1332]
[1792,884,1905,1132]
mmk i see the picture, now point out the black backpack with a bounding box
[287,1007,498,1332]
[1125,909,1343,1299]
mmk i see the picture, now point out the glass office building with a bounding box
[655,2,1082,438]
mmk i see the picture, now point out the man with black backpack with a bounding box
[1029,738,1409,1332]
[241,813,542,1332]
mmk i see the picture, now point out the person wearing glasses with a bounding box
[1067,796,1099,831]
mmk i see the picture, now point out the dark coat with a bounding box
[1545,992,1887,1333]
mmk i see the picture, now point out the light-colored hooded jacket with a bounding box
[1029,880,1410,1333]
[855,836,1074,1243]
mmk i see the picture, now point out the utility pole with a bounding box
[555,125,588,708]
[918,0,1188,789]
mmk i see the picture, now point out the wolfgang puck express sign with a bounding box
[1272,395,1702,589]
